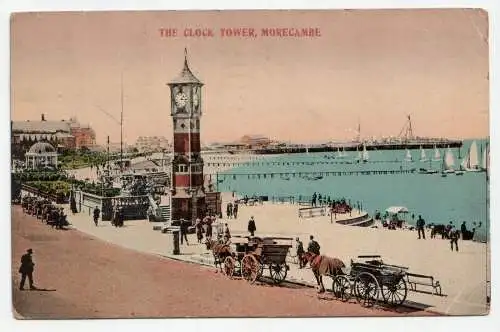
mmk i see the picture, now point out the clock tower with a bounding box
[168,49,205,222]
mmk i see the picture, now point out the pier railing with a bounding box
[207,160,413,168]
[217,169,416,181]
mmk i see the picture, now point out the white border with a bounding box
[1,1,498,332]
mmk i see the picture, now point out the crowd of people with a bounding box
[225,201,239,219]
[295,235,321,269]
[21,195,69,229]
[310,192,354,215]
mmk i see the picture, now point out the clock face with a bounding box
[175,92,188,109]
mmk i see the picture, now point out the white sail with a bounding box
[337,147,342,158]
[362,144,369,161]
[468,141,479,169]
[445,148,455,170]
[405,149,412,162]
[461,151,469,170]
[433,145,441,160]
[420,146,427,161]
[342,147,346,157]
[482,144,488,170]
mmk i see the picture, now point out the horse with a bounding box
[301,252,346,293]
[204,238,233,273]
[430,224,450,239]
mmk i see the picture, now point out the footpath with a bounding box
[61,198,489,316]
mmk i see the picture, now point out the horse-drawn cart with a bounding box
[224,236,293,284]
[332,255,409,307]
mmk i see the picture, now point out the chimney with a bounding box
[41,114,46,121]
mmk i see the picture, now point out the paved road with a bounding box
[11,206,434,319]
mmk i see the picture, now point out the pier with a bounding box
[217,168,417,180]
[207,159,414,168]
[252,140,462,155]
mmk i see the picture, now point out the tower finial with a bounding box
[184,47,188,64]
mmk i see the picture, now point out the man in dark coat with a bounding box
[233,203,239,219]
[93,206,100,226]
[307,235,321,255]
[296,237,305,268]
[416,215,426,239]
[450,226,460,252]
[19,248,36,290]
[248,216,256,237]
[180,219,189,245]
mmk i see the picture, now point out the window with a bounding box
[191,164,202,172]
[177,164,187,172]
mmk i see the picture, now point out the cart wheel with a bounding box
[223,256,235,279]
[354,272,380,307]
[241,255,260,284]
[381,277,408,306]
[332,275,352,302]
[269,263,288,284]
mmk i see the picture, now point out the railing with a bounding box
[73,190,150,221]
[298,206,328,218]
[21,184,67,204]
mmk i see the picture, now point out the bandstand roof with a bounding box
[27,142,57,154]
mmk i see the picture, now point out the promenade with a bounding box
[60,192,489,316]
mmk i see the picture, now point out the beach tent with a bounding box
[384,206,410,228]
[385,206,409,214]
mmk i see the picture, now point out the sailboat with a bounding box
[355,146,362,161]
[442,147,456,174]
[336,147,346,159]
[433,145,441,161]
[419,146,428,162]
[462,140,482,172]
[362,144,369,162]
[481,144,488,171]
[404,148,413,162]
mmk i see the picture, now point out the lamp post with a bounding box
[186,187,197,224]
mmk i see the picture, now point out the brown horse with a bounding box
[302,252,346,293]
[205,239,233,272]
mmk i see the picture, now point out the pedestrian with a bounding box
[450,226,460,252]
[206,217,213,239]
[416,215,426,239]
[117,208,124,227]
[195,218,203,244]
[296,237,305,268]
[307,235,321,255]
[233,202,239,219]
[247,216,256,237]
[94,206,101,226]
[224,223,231,239]
[311,192,317,207]
[19,249,36,290]
[226,202,233,219]
[461,221,468,240]
[180,219,189,245]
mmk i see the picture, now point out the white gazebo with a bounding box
[25,142,58,169]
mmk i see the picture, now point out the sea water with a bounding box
[217,139,489,242]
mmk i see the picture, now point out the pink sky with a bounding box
[10,9,489,145]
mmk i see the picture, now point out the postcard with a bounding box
[10,9,490,319]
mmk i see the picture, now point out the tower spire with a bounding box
[184,47,188,67]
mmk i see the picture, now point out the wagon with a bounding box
[332,255,409,307]
[223,236,293,284]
